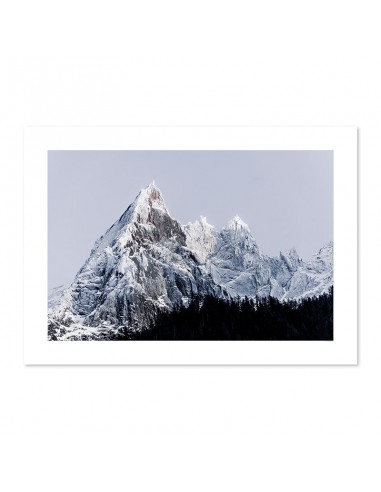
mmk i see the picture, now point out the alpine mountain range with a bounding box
[48,182,333,341]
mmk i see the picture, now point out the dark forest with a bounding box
[123,287,333,341]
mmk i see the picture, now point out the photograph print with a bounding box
[48,150,333,342]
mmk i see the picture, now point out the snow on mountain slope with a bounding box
[184,216,218,263]
[49,183,224,339]
[283,242,333,299]
[48,285,66,309]
[206,215,267,297]
[48,183,333,340]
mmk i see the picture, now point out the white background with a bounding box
[0,1,378,491]
[24,126,357,365]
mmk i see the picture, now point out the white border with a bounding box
[23,127,357,365]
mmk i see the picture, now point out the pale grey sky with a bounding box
[48,150,333,289]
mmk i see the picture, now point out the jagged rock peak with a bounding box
[184,216,217,263]
[134,181,167,210]
[225,215,250,232]
[48,177,334,340]
[306,241,333,272]
[280,247,301,271]
[189,215,214,229]
[90,182,170,255]
[126,181,171,224]
[284,247,300,261]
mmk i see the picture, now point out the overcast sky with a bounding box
[48,150,333,289]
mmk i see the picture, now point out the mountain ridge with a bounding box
[48,183,333,340]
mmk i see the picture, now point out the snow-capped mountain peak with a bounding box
[86,182,170,257]
[186,215,214,230]
[226,215,250,232]
[199,215,211,227]
[305,241,333,273]
[280,247,301,271]
[129,181,169,223]
[48,183,333,340]
[184,216,217,263]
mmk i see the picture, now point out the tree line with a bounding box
[127,287,333,341]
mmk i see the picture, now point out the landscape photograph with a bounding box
[48,150,333,341]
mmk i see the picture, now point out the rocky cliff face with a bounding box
[48,183,333,340]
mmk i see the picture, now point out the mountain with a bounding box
[48,182,333,340]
